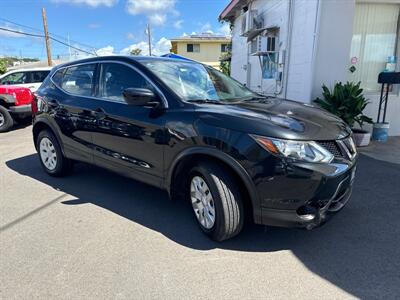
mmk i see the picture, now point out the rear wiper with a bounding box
[187,99,224,105]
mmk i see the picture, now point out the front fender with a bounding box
[166,146,262,224]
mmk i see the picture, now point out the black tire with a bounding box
[0,105,14,132]
[36,129,71,177]
[188,162,244,241]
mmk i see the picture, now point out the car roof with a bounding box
[54,55,199,69]
[1,67,53,76]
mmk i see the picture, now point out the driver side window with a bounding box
[99,63,155,102]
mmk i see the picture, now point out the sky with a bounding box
[0,0,231,59]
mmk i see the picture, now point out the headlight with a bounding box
[251,135,334,163]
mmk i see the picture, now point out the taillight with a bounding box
[32,93,39,115]
[15,89,34,106]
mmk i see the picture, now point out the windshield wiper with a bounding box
[241,96,275,103]
[187,99,224,105]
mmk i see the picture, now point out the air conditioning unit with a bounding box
[250,36,268,54]
[241,10,263,36]
[241,11,249,35]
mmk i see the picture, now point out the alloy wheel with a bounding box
[39,137,57,171]
[190,176,216,229]
[0,112,4,127]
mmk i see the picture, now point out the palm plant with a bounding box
[314,81,373,129]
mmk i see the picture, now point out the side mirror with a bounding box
[123,88,158,107]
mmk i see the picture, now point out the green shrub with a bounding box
[314,81,373,128]
[0,59,7,75]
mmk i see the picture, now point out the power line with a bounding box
[0,17,99,52]
[0,26,96,56]
[0,26,43,38]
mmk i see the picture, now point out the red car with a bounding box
[0,85,35,132]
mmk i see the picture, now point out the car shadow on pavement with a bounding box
[6,154,400,299]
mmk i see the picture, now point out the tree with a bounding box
[219,51,231,76]
[130,48,142,56]
[0,59,7,75]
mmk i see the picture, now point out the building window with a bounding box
[349,3,399,92]
[221,44,230,53]
[187,44,200,53]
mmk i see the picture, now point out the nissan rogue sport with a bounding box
[32,56,357,241]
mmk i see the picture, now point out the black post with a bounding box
[383,84,390,123]
[377,83,384,123]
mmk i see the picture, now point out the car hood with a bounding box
[196,98,351,141]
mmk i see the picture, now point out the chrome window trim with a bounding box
[50,60,169,108]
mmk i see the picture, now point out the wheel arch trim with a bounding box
[32,118,66,157]
[166,147,262,223]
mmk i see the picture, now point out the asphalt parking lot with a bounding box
[1,125,400,300]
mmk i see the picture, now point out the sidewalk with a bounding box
[359,137,400,164]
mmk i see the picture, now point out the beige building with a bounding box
[170,34,231,69]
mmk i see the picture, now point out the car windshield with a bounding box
[140,60,259,102]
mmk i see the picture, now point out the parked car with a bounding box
[0,67,52,92]
[32,56,358,241]
[0,85,35,132]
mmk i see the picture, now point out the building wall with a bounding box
[285,0,319,102]
[228,0,399,136]
[175,41,228,68]
[310,0,356,100]
[229,0,320,99]
[230,0,290,93]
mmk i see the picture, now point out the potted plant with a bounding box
[314,81,373,147]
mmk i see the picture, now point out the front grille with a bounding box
[318,137,357,161]
[318,141,345,159]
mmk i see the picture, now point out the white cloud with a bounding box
[218,23,231,36]
[51,0,117,7]
[126,32,135,40]
[126,0,177,26]
[174,19,184,29]
[96,45,115,56]
[120,37,171,56]
[200,22,212,33]
[149,13,167,26]
[187,22,231,37]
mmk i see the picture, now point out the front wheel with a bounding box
[189,162,244,241]
[37,130,71,176]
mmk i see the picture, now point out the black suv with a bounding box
[33,56,357,241]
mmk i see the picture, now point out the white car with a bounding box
[0,67,52,92]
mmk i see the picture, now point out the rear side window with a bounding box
[60,64,96,96]
[99,63,154,102]
[0,72,27,85]
[30,71,50,83]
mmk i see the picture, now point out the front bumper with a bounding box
[257,157,357,228]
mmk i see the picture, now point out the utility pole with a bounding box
[147,23,152,56]
[41,8,52,66]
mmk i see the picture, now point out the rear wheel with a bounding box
[188,162,244,241]
[37,130,70,176]
[0,105,14,132]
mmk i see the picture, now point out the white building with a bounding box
[220,0,400,136]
